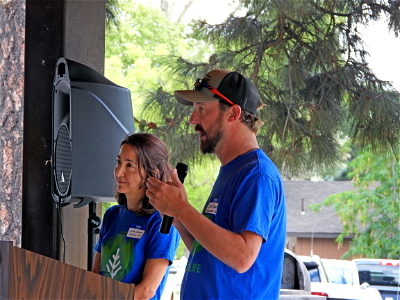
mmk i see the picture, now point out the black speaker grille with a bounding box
[55,125,72,195]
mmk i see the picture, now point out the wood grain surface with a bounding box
[0,241,135,299]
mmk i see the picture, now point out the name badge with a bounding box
[126,225,145,239]
[205,198,219,215]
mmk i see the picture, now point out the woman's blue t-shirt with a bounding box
[94,205,180,300]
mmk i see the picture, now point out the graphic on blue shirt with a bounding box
[94,205,181,300]
[101,232,136,281]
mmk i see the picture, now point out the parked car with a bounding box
[354,258,400,300]
[322,259,360,286]
[299,255,330,284]
[298,255,382,300]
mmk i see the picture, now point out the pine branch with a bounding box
[250,14,285,79]
[135,0,400,176]
[313,3,353,17]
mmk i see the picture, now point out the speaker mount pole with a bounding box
[87,201,101,271]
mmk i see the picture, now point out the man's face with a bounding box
[190,101,226,154]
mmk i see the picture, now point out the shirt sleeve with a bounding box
[230,171,278,243]
[145,213,181,264]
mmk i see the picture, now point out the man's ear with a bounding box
[228,104,241,122]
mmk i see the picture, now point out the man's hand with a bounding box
[146,169,195,250]
[146,168,188,219]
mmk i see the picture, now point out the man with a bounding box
[146,69,286,299]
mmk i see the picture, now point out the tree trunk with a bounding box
[160,0,193,23]
[0,0,25,247]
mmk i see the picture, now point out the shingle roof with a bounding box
[283,181,354,238]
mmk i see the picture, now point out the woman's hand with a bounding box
[133,258,169,300]
[92,252,101,274]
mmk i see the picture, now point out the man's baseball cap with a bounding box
[174,69,261,115]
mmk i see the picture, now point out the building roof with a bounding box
[283,181,354,238]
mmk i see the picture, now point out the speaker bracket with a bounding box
[73,197,93,208]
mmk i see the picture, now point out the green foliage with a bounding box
[184,163,219,212]
[310,149,400,259]
[102,201,117,213]
[141,0,400,178]
[104,0,400,259]
[106,0,120,30]
[105,2,183,97]
[321,141,357,181]
[104,1,214,166]
[103,4,219,259]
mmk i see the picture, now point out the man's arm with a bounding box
[171,218,195,252]
[177,202,262,273]
[146,170,263,273]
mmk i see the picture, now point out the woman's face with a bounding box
[114,144,146,207]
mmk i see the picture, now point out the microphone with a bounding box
[159,162,188,235]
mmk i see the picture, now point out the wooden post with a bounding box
[23,0,105,268]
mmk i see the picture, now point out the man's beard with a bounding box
[197,117,225,154]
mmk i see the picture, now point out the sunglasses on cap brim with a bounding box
[193,78,234,106]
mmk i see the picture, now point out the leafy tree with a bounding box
[103,3,218,253]
[106,0,120,29]
[141,0,400,178]
[311,149,400,259]
[104,0,400,258]
[104,1,212,130]
[321,141,357,181]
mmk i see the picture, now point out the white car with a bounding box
[298,255,382,300]
[354,258,400,300]
[322,259,360,286]
[311,282,382,300]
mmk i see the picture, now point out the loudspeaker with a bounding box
[52,58,135,206]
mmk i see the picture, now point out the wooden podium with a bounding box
[0,240,135,299]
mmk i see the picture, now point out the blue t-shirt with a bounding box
[180,149,287,300]
[94,205,180,300]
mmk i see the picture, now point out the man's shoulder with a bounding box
[242,150,281,180]
[220,150,283,190]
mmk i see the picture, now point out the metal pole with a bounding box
[87,201,97,271]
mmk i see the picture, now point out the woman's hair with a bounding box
[116,133,172,215]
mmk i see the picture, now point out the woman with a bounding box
[92,133,180,300]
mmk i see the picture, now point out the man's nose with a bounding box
[189,111,198,125]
